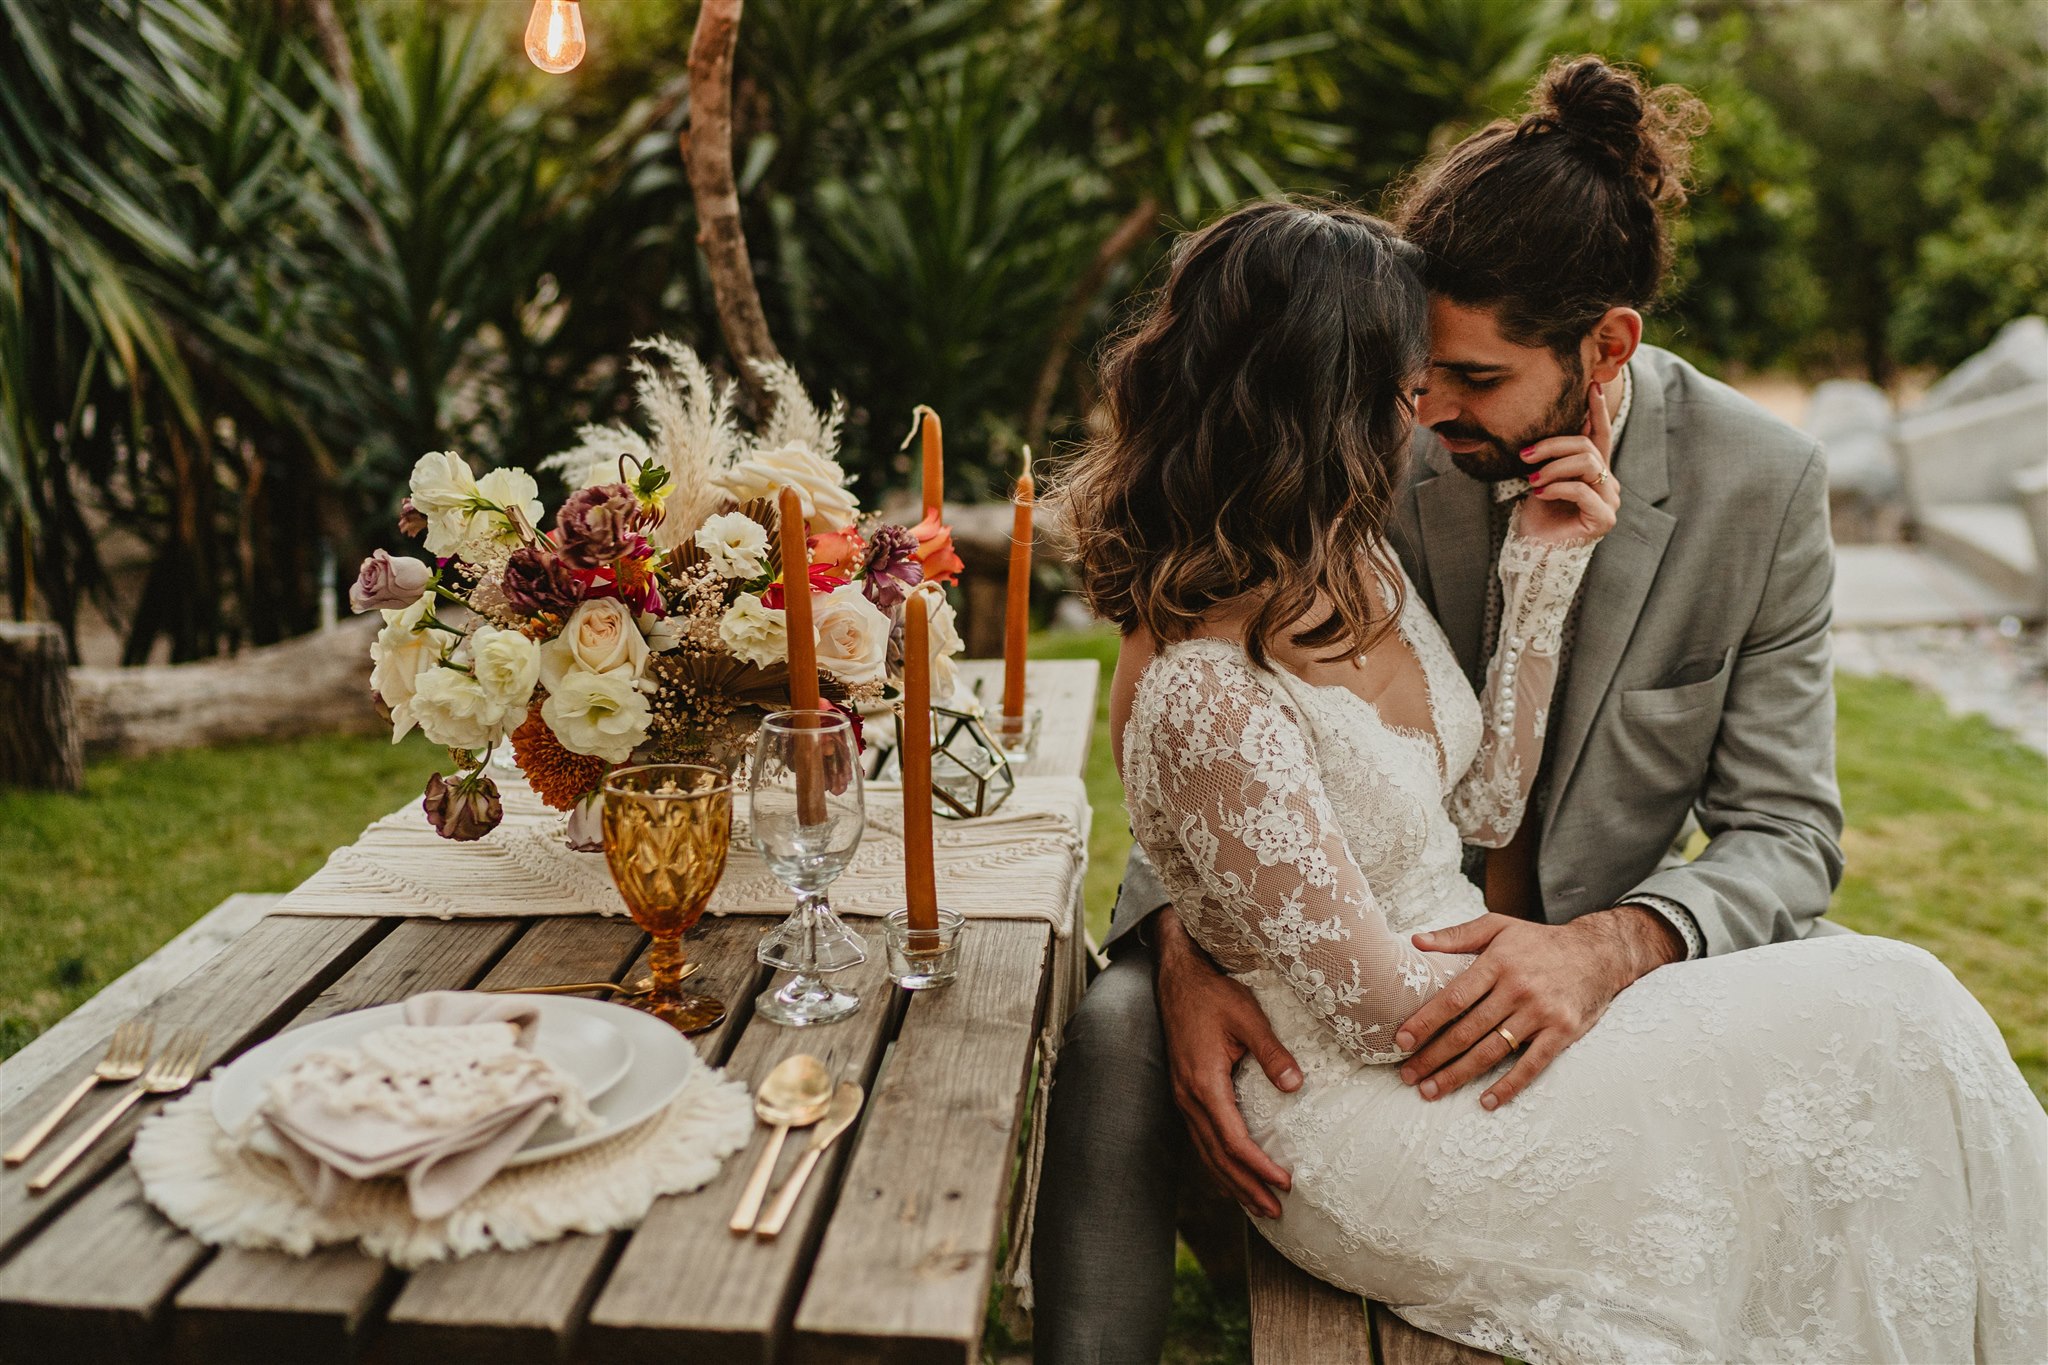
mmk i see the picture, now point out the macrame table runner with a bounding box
[274,774,1091,938]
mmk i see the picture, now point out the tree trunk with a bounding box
[1024,196,1162,449]
[683,0,782,410]
[0,622,83,791]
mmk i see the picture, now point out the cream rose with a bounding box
[538,598,650,689]
[718,592,793,670]
[468,624,540,714]
[713,440,858,533]
[542,668,651,763]
[694,511,770,579]
[369,591,440,741]
[468,467,545,555]
[409,451,479,558]
[813,583,890,686]
[409,665,502,751]
[919,590,967,703]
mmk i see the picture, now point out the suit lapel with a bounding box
[1543,355,1676,835]
[1410,444,1493,685]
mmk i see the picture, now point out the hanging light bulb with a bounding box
[524,0,586,74]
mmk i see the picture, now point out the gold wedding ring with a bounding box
[1496,1026,1519,1050]
[1592,468,1610,488]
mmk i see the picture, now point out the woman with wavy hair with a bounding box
[1058,190,2045,1363]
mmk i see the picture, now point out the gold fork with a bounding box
[28,1030,207,1193]
[4,1020,154,1166]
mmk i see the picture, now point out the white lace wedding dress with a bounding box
[1121,521,2048,1364]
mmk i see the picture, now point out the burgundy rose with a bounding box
[500,546,581,616]
[860,524,923,610]
[555,483,640,570]
[423,769,504,841]
[349,549,433,612]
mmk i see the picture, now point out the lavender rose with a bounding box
[860,524,923,609]
[349,549,434,612]
[555,483,640,570]
[500,546,582,616]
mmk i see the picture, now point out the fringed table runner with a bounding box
[274,774,1091,939]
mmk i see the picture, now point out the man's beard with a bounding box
[1432,369,1588,483]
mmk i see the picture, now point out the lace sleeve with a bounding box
[1447,511,1597,847]
[1124,647,1470,1065]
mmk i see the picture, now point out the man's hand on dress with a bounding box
[1153,907,1301,1219]
[1393,906,1683,1111]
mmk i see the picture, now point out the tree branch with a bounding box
[684,0,782,410]
[1024,195,1161,449]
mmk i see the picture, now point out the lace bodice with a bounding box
[1122,521,1594,1064]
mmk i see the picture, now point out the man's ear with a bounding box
[1580,308,1642,384]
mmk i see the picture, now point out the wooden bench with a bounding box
[1247,1231,1503,1365]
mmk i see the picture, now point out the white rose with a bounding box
[542,668,651,763]
[369,591,439,741]
[410,665,503,751]
[468,467,545,556]
[409,451,480,558]
[694,511,770,579]
[713,440,859,533]
[718,592,793,669]
[538,598,650,689]
[469,624,540,714]
[919,591,966,704]
[813,583,891,686]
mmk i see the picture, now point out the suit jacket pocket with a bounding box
[1619,647,1737,720]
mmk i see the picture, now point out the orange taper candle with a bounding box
[919,406,943,517]
[901,586,939,930]
[1001,447,1034,721]
[778,486,825,823]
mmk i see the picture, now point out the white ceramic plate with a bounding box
[211,995,694,1167]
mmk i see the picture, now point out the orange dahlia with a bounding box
[510,703,611,810]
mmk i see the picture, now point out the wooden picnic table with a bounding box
[0,657,1098,1365]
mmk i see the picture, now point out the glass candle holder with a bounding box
[990,707,1042,765]
[882,909,966,990]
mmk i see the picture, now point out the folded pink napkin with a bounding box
[257,992,600,1219]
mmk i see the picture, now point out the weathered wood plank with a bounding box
[1371,1300,1502,1365]
[1246,1228,1376,1365]
[789,920,1051,1365]
[378,916,762,1365]
[0,915,387,1263]
[581,944,899,1365]
[164,920,527,1364]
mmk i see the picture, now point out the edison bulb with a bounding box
[525,0,586,74]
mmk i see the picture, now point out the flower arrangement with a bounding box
[353,337,965,840]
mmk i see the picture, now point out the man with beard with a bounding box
[1034,55,1847,1364]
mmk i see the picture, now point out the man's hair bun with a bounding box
[1520,55,1706,207]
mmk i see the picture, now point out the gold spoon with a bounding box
[481,963,698,996]
[729,1054,835,1233]
[755,1080,864,1239]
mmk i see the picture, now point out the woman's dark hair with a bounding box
[1396,55,1708,355]
[1054,197,1426,669]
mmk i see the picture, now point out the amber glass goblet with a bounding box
[601,763,733,1033]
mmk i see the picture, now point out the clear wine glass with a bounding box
[750,709,867,1026]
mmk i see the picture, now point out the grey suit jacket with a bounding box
[1108,345,1845,957]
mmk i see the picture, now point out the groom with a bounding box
[1033,58,1846,1364]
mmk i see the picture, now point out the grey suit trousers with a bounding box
[1032,941,1183,1365]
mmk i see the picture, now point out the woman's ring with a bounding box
[1497,1026,1519,1050]
[1592,468,1610,488]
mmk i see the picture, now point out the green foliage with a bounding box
[7,0,2044,656]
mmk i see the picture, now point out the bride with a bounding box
[1057,197,2047,1363]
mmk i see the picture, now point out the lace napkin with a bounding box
[254,992,599,1220]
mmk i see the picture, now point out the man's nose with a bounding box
[1414,388,1455,429]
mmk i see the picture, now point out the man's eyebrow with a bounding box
[1428,359,1511,376]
